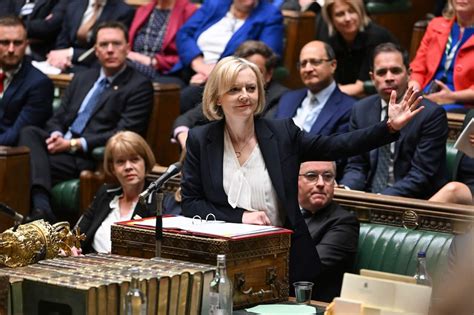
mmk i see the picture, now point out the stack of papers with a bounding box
[127,216,284,239]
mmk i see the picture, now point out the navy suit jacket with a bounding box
[45,65,153,150]
[0,59,53,145]
[340,94,449,199]
[181,117,398,287]
[55,0,134,65]
[304,202,359,302]
[275,86,355,136]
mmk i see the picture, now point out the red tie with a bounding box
[0,72,5,94]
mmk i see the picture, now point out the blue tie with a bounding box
[69,78,108,135]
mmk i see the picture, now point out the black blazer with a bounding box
[45,65,153,151]
[181,117,397,285]
[303,202,359,302]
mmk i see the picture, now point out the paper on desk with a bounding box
[131,216,281,238]
[246,304,317,314]
[32,61,62,75]
[454,118,474,158]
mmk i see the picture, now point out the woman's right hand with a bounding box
[242,211,271,225]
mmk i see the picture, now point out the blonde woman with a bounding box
[322,0,397,97]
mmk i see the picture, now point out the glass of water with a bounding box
[293,281,314,304]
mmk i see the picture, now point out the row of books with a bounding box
[0,253,215,315]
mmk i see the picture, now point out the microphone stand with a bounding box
[154,190,164,258]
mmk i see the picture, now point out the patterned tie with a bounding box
[372,107,391,193]
[69,78,108,135]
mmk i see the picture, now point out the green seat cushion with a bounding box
[356,223,453,286]
[445,142,458,180]
[366,0,412,14]
[51,179,80,217]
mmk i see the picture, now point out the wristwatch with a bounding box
[70,139,79,153]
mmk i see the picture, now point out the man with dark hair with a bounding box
[0,15,53,145]
[297,160,358,302]
[340,42,448,199]
[172,40,289,149]
[46,0,134,72]
[19,21,154,222]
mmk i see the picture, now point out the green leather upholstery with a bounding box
[356,223,453,286]
[365,0,412,14]
[445,142,458,180]
[51,178,80,220]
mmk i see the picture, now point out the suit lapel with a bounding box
[310,87,340,135]
[255,119,287,206]
[206,120,225,193]
[0,61,27,118]
[277,89,306,118]
[71,1,88,35]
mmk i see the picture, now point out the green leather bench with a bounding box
[356,223,453,287]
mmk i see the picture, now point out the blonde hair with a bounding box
[442,0,455,19]
[202,56,266,121]
[322,0,371,36]
[103,131,156,180]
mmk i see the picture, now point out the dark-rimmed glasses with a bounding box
[299,171,335,184]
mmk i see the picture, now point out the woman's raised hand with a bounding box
[387,86,424,131]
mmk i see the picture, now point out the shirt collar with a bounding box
[99,64,127,84]
[306,80,336,104]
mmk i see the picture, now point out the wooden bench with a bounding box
[0,146,30,232]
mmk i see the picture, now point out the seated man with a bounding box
[172,40,289,150]
[18,0,69,60]
[19,21,153,222]
[297,160,358,302]
[46,0,134,72]
[340,43,449,199]
[0,15,53,145]
[275,40,355,176]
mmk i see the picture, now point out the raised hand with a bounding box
[387,86,424,131]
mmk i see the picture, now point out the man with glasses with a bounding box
[297,160,358,302]
[274,40,355,177]
[0,15,53,145]
[340,42,448,199]
[19,21,153,222]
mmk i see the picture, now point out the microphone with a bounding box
[0,202,24,223]
[139,162,182,203]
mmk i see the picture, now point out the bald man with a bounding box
[274,40,355,177]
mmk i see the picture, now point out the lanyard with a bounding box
[443,28,464,76]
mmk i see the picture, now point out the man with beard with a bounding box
[297,160,358,302]
[340,42,448,199]
[0,15,53,145]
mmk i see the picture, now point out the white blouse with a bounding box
[196,11,245,64]
[222,130,282,226]
[92,194,137,253]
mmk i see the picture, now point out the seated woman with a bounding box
[321,0,398,98]
[76,131,174,254]
[126,0,197,86]
[180,56,422,294]
[430,110,474,205]
[409,0,474,113]
[171,0,283,112]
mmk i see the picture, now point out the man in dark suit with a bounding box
[19,21,153,222]
[0,15,53,145]
[46,0,134,72]
[340,42,448,199]
[275,40,354,136]
[298,160,358,302]
[275,40,355,177]
[17,0,69,60]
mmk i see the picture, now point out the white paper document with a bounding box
[454,117,474,158]
[129,215,282,238]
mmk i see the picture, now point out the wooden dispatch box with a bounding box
[111,221,291,309]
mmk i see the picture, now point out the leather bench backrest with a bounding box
[356,223,453,286]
